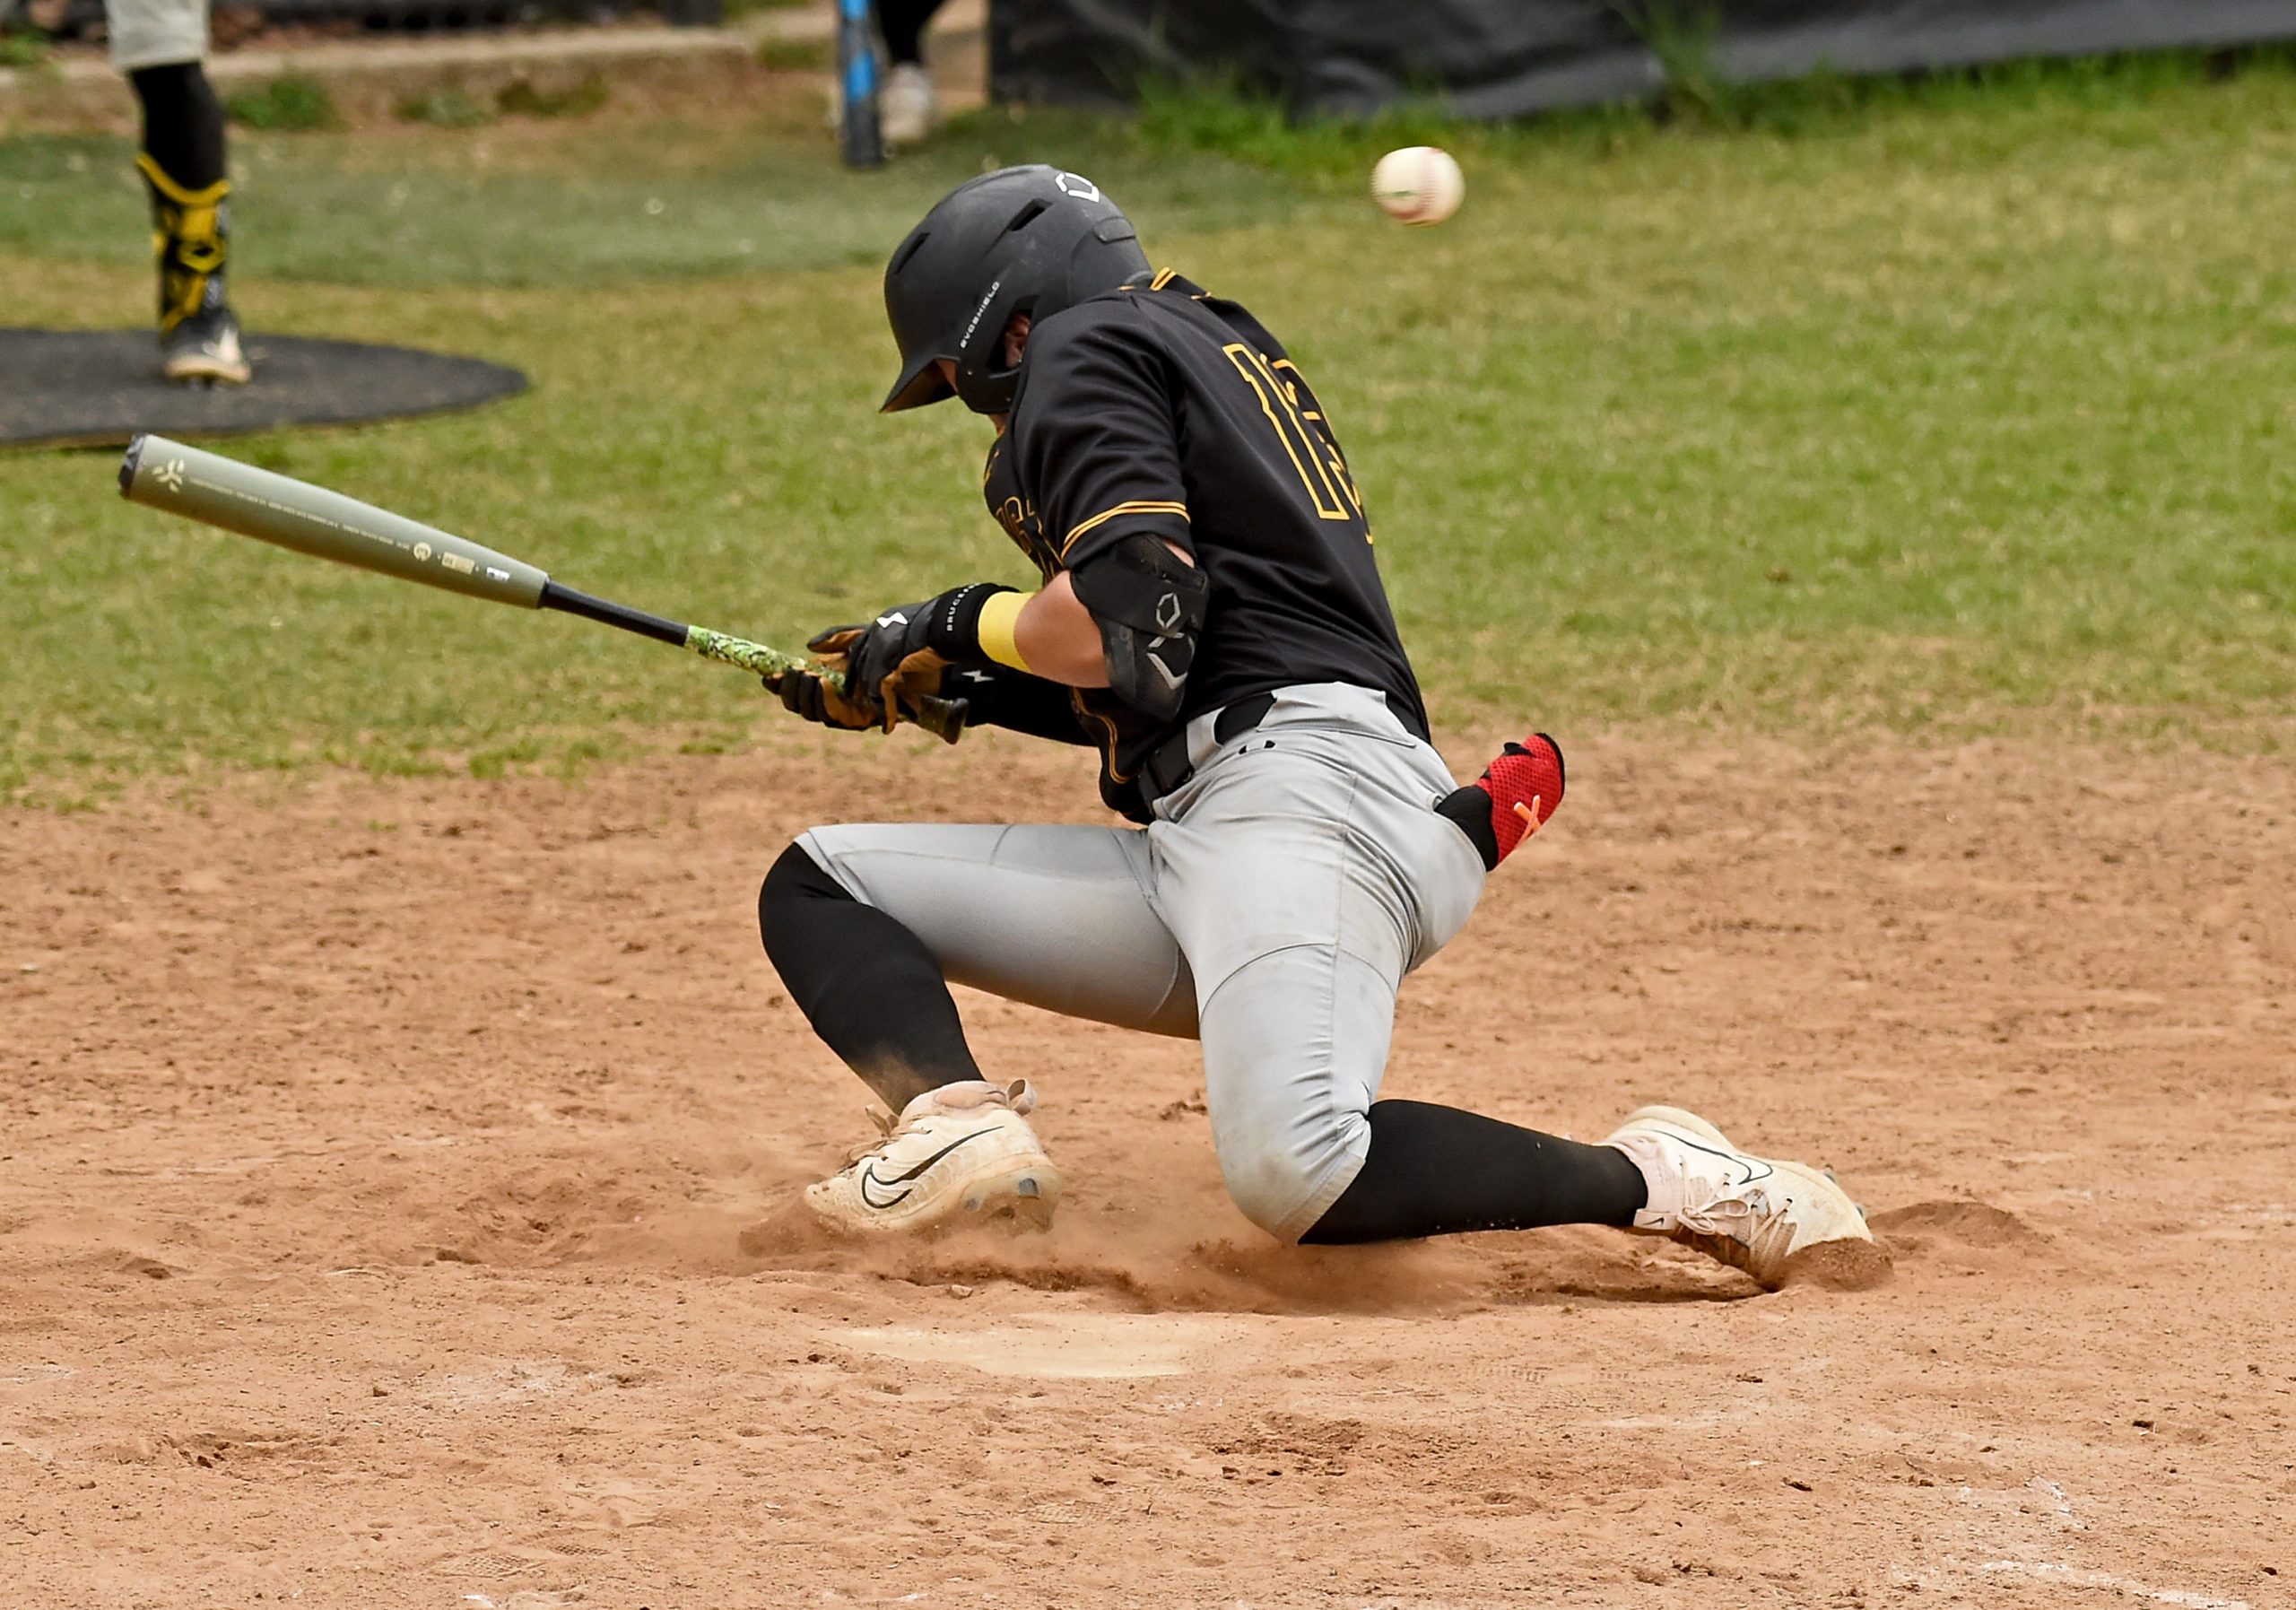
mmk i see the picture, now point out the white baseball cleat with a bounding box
[1604,1105,1874,1289]
[806,1078,1061,1234]
[880,63,938,147]
[162,305,252,387]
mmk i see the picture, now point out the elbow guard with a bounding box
[1068,535,1211,721]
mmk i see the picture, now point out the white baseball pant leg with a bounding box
[107,0,208,71]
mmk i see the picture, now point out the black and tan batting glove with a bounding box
[765,625,881,730]
[839,584,1015,735]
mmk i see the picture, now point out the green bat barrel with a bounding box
[119,433,550,608]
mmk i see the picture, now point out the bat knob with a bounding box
[119,434,148,497]
[915,694,970,745]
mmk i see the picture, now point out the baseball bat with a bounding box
[116,434,966,744]
[835,0,885,170]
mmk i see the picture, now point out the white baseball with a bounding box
[1371,145,1465,226]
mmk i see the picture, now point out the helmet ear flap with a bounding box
[951,283,1034,415]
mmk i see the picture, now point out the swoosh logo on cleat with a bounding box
[857,1128,994,1211]
[1672,1132,1772,1189]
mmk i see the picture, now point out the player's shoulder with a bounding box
[1035,269,1272,356]
[1026,278,1161,356]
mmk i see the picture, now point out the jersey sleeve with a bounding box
[1008,304,1194,571]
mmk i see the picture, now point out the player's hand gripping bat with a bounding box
[116,434,967,744]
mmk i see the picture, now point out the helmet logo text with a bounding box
[960,277,1003,352]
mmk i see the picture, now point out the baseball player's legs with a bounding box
[1148,684,1648,1241]
[760,820,1195,1232]
[1144,684,1480,1236]
[794,821,1196,1035]
[760,685,1650,1242]
[1187,943,1398,1238]
[764,821,1195,1111]
[109,0,248,382]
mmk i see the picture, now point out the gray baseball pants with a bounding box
[107,0,207,70]
[795,682,1487,1240]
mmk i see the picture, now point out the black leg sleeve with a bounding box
[758,840,983,1110]
[876,0,944,65]
[130,62,228,191]
[1300,1099,1648,1245]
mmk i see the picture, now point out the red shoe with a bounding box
[1436,733,1563,869]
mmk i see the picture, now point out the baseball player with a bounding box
[757,167,1874,1286]
[107,0,250,383]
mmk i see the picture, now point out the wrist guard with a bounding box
[914,582,1018,667]
[824,582,1017,735]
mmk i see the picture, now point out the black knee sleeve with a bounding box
[758,840,982,1098]
[759,836,851,930]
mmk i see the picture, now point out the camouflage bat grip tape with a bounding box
[683,628,968,744]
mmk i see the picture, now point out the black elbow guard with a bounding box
[1068,535,1211,720]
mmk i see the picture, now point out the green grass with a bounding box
[222,75,344,133]
[0,108,1306,285]
[752,36,831,74]
[392,74,614,128]
[1133,42,2296,165]
[492,73,612,120]
[393,84,496,130]
[3,65,2292,802]
[0,27,51,71]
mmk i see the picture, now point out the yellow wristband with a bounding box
[975,588,1033,673]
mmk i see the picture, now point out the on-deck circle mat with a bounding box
[1,328,528,448]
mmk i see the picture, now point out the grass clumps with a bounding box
[394,83,494,129]
[493,73,610,119]
[395,83,493,126]
[393,74,611,129]
[754,36,831,73]
[1127,41,2296,177]
[223,74,342,132]
[0,22,51,70]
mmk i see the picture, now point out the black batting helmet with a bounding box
[879,165,1150,416]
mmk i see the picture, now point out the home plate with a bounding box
[838,1312,1237,1379]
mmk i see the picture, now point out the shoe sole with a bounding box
[164,361,252,387]
[959,1159,1061,1231]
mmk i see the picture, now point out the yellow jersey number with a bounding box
[1222,344,1367,529]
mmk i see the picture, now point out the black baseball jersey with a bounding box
[979,270,1427,820]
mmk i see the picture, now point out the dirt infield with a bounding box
[3,730,2290,1607]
